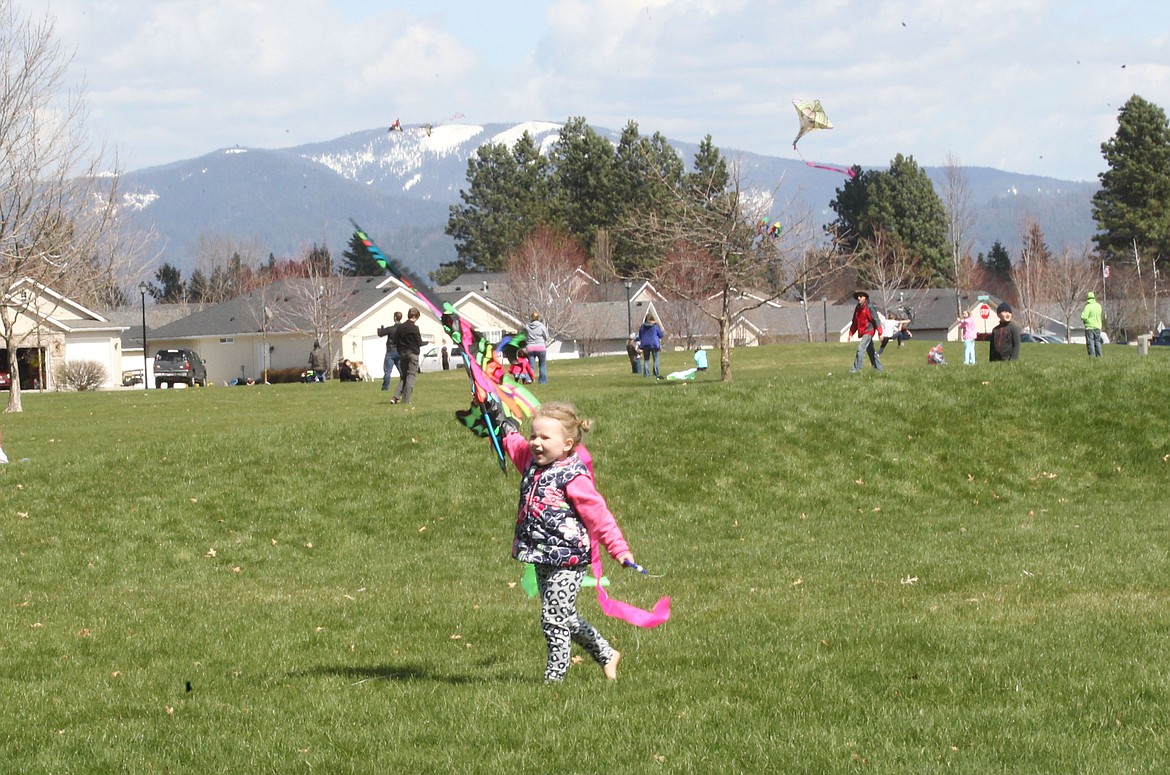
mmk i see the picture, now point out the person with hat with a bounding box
[1081,291,1104,357]
[848,291,884,373]
[988,303,1021,362]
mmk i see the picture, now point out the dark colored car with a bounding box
[1151,329,1170,346]
[154,349,207,388]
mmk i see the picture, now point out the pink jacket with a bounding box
[958,317,977,341]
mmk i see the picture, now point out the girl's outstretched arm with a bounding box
[566,476,631,561]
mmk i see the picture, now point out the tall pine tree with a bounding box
[1091,94,1170,265]
[341,232,387,276]
[828,154,950,286]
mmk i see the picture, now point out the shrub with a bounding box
[53,360,109,391]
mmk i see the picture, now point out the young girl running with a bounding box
[497,401,635,682]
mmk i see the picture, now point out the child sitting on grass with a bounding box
[494,401,635,682]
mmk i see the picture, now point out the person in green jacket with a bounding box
[1081,291,1104,358]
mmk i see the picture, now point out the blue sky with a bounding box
[20,0,1170,181]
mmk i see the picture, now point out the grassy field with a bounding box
[2,341,1168,773]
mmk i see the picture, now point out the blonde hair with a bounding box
[530,311,541,321]
[533,401,591,447]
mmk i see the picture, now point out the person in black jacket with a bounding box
[377,311,402,391]
[988,303,1021,362]
[391,308,423,404]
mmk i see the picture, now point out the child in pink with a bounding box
[498,402,634,682]
[957,311,978,365]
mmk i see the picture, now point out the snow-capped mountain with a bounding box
[118,121,1099,280]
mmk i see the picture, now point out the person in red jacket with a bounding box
[848,291,884,373]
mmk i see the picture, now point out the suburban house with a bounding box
[1,278,129,391]
[434,271,675,357]
[135,267,778,386]
[833,288,1009,342]
[740,295,854,344]
[141,275,526,386]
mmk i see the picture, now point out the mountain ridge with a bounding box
[118,121,1100,280]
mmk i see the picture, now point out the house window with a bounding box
[219,337,234,344]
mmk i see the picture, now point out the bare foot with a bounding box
[603,651,621,681]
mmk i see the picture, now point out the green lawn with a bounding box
[2,341,1168,773]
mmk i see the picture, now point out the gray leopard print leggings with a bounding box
[535,564,615,681]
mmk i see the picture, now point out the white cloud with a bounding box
[17,0,1170,180]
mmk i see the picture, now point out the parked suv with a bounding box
[1151,329,1170,346]
[154,349,207,388]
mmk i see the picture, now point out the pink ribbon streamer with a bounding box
[591,543,671,628]
[804,160,857,178]
[578,446,671,629]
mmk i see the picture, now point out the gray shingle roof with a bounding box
[149,276,397,339]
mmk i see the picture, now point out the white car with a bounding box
[419,344,465,372]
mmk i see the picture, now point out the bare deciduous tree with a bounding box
[943,154,977,313]
[1049,244,1098,340]
[856,228,927,317]
[284,247,346,373]
[1013,219,1054,333]
[0,3,140,412]
[622,163,803,381]
[503,225,590,343]
[191,233,268,304]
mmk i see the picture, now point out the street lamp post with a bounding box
[138,282,149,389]
[822,297,828,343]
[623,280,632,338]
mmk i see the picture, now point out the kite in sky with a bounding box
[757,217,782,239]
[385,112,469,138]
[791,99,856,178]
[792,99,833,148]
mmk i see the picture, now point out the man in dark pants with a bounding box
[378,311,402,390]
[390,308,423,404]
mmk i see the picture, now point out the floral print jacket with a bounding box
[502,432,630,568]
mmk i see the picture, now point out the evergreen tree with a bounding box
[687,134,730,200]
[612,122,685,275]
[445,132,551,272]
[1091,94,1170,265]
[149,262,185,303]
[982,240,1013,283]
[187,269,209,303]
[306,243,333,275]
[548,117,619,250]
[340,232,386,276]
[828,154,950,285]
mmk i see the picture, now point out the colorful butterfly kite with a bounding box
[792,99,856,178]
[756,217,783,239]
[349,220,537,471]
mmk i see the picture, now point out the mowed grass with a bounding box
[2,341,1169,773]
